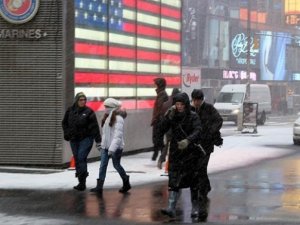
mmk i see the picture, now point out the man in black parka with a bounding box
[190,89,223,220]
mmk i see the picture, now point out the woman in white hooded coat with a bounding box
[90,98,131,195]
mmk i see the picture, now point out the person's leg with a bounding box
[70,141,80,176]
[73,137,94,191]
[112,149,131,193]
[152,124,164,161]
[161,188,179,218]
[98,149,109,181]
[90,149,109,194]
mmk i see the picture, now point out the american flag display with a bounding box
[74,0,182,111]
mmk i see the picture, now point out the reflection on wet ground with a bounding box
[2,153,300,224]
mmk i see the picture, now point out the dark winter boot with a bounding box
[190,189,199,218]
[161,191,178,218]
[90,179,104,195]
[119,175,131,193]
[197,194,209,221]
[73,173,88,191]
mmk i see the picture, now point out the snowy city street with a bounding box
[1,115,300,225]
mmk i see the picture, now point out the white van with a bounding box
[214,84,272,125]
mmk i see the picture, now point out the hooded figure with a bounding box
[90,98,131,195]
[151,78,169,161]
[157,88,181,168]
[159,92,202,218]
[62,92,101,191]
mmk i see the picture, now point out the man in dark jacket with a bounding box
[62,92,101,191]
[190,89,223,220]
[159,92,202,218]
[151,78,168,161]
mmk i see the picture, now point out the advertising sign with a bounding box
[181,67,201,98]
[242,101,258,133]
[259,31,291,81]
[230,27,260,69]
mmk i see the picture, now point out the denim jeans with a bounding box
[99,148,127,181]
[70,136,94,177]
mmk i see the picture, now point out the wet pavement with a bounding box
[2,149,300,225]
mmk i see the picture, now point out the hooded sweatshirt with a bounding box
[62,93,101,142]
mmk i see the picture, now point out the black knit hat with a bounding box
[191,89,204,100]
[74,92,86,103]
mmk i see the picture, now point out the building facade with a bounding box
[182,0,300,111]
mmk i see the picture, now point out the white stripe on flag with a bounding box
[137,37,160,49]
[109,33,136,46]
[109,60,136,72]
[75,87,107,97]
[162,0,181,8]
[75,58,107,70]
[161,18,180,30]
[75,28,107,42]
[137,12,160,26]
[137,63,160,73]
[161,41,180,52]
[161,64,181,74]
[109,87,136,97]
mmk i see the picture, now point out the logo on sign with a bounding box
[182,72,200,88]
[0,0,39,24]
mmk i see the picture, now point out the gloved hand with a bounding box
[177,139,190,150]
[166,105,176,120]
[96,143,102,151]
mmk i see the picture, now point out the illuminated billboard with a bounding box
[230,27,260,69]
[259,31,291,81]
[74,0,182,111]
[285,0,300,25]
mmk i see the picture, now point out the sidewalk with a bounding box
[0,125,296,190]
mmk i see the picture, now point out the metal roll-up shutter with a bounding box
[0,0,66,166]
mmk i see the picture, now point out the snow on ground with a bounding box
[0,125,296,190]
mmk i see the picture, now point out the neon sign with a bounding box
[231,33,259,66]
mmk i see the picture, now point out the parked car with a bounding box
[293,116,300,145]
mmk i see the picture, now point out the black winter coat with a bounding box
[191,102,223,153]
[62,105,101,143]
[160,111,202,189]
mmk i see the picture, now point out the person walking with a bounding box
[157,87,180,169]
[190,89,223,220]
[151,78,169,161]
[90,98,131,195]
[62,92,102,191]
[159,92,202,218]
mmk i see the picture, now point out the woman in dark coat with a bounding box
[159,92,202,218]
[62,92,101,191]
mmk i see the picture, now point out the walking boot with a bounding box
[161,191,178,218]
[197,194,209,222]
[74,172,88,191]
[119,175,131,193]
[190,189,199,218]
[90,179,104,195]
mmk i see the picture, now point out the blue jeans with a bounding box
[70,136,94,177]
[99,148,127,181]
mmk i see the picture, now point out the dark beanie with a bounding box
[74,92,86,104]
[191,89,204,100]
